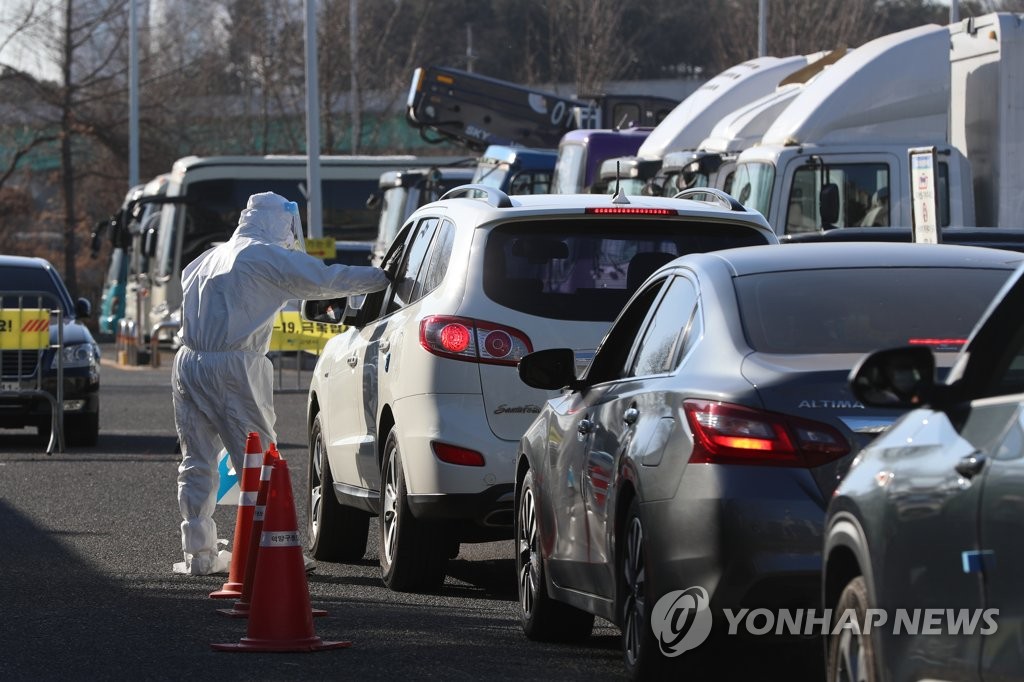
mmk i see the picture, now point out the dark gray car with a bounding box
[823,263,1024,682]
[514,242,1022,679]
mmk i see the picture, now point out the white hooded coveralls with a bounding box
[172,191,388,575]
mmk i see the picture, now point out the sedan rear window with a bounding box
[736,267,1013,354]
[484,218,770,321]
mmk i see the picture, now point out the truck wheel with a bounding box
[379,427,447,592]
[307,413,369,561]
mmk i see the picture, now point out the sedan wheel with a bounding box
[620,497,660,680]
[827,576,878,682]
[378,427,447,592]
[516,468,594,642]
[307,413,369,562]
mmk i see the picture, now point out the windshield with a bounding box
[732,162,774,218]
[0,265,71,313]
[736,267,1013,354]
[552,144,586,194]
[472,162,510,190]
[483,218,771,322]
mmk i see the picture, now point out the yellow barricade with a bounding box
[270,310,345,354]
[0,308,50,350]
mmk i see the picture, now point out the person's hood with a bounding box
[233,192,305,251]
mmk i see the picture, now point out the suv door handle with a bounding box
[955,454,987,479]
[578,419,595,436]
[379,339,391,353]
[623,407,639,425]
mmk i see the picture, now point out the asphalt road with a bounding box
[0,344,823,681]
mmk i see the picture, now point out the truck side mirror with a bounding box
[820,183,840,227]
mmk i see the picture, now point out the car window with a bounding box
[586,278,669,385]
[735,267,1013,355]
[630,276,699,377]
[414,219,456,300]
[483,218,768,322]
[387,217,439,313]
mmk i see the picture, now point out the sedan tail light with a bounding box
[419,315,532,366]
[684,399,849,468]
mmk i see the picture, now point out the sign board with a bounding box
[216,449,239,505]
[305,238,337,260]
[0,309,50,350]
[270,310,346,354]
[909,147,941,244]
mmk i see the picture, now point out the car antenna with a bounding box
[611,161,630,204]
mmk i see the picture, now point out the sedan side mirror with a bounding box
[518,348,583,391]
[849,346,936,408]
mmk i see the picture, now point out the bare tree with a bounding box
[707,0,887,72]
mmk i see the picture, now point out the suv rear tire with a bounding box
[379,426,447,592]
[307,413,369,561]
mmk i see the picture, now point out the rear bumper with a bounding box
[392,393,519,537]
[642,463,828,616]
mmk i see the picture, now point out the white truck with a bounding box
[949,12,1024,229]
[729,17,1020,236]
[598,53,832,195]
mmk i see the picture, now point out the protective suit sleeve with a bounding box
[259,246,390,300]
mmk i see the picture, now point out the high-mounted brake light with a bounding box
[908,338,967,350]
[420,315,532,366]
[586,207,676,215]
[684,399,849,468]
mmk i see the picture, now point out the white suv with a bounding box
[303,185,777,592]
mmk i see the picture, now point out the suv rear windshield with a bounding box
[736,266,1013,354]
[483,218,769,321]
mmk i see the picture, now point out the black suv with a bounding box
[0,256,101,447]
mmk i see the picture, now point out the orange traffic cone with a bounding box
[210,432,264,599]
[218,444,327,619]
[211,458,350,652]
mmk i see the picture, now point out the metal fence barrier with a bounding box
[0,291,64,453]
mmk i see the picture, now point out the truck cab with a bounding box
[470,145,557,196]
[551,127,652,194]
[731,23,980,235]
[370,163,476,263]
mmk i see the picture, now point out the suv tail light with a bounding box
[419,315,532,366]
[684,399,849,468]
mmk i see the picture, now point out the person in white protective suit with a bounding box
[171,191,390,575]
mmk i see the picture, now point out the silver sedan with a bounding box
[513,242,1022,679]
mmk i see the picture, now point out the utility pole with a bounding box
[129,0,139,188]
[304,0,323,238]
[466,23,475,73]
[61,0,77,294]
[758,0,768,57]
[349,0,361,154]
[950,1,960,24]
